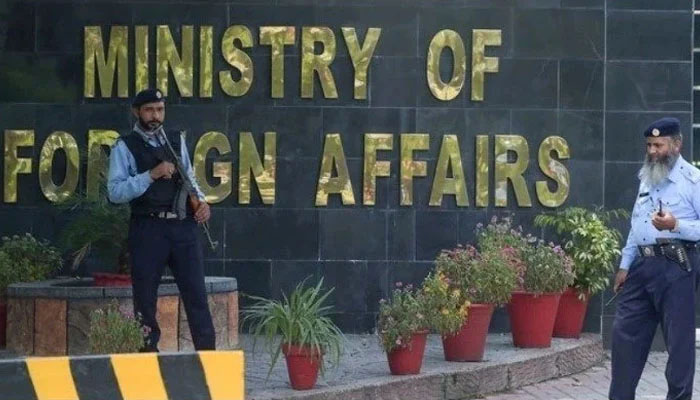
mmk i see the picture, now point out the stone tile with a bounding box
[6,298,34,355]
[210,293,229,350]
[228,291,239,348]
[34,299,67,356]
[607,11,691,61]
[67,299,109,355]
[156,296,179,352]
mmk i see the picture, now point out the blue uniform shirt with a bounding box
[620,156,700,270]
[107,124,205,204]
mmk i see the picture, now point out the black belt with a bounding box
[151,211,178,219]
[637,240,699,258]
[637,240,697,272]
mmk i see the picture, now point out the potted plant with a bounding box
[377,282,428,375]
[477,216,574,348]
[508,242,575,348]
[88,300,146,354]
[243,278,343,390]
[534,207,626,338]
[57,173,131,287]
[0,233,63,347]
[425,244,517,361]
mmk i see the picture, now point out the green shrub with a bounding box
[0,233,63,292]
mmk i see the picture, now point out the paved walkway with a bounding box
[485,352,700,400]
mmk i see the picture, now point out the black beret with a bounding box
[132,88,165,108]
[643,117,680,137]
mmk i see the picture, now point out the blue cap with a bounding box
[643,117,680,137]
[132,88,165,108]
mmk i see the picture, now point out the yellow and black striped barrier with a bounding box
[0,351,244,400]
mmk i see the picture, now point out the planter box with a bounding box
[6,277,238,356]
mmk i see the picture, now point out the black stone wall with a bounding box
[0,0,695,346]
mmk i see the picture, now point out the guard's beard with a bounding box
[639,152,679,188]
[138,117,162,133]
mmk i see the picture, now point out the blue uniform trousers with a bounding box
[609,252,699,400]
[128,216,216,351]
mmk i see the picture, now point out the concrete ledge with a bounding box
[7,276,237,298]
[246,333,603,400]
[0,351,244,400]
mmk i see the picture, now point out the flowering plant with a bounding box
[422,270,470,335]
[377,283,427,353]
[476,216,532,255]
[519,242,575,294]
[534,207,626,296]
[88,300,146,354]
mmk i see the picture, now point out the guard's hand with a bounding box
[194,201,211,223]
[651,210,676,231]
[150,161,175,180]
[613,269,628,293]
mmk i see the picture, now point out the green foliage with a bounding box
[534,207,627,295]
[243,278,344,377]
[88,300,145,354]
[377,283,428,352]
[519,242,575,294]
[56,172,130,273]
[0,233,63,292]
[421,270,470,335]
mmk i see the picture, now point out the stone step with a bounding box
[245,333,603,400]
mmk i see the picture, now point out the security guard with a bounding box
[610,117,700,400]
[107,88,215,351]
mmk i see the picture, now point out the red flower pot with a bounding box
[507,291,561,348]
[553,287,589,338]
[0,296,6,348]
[442,304,494,362]
[92,272,132,287]
[386,330,428,375]
[282,343,323,390]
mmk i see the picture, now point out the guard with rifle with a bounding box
[107,88,216,351]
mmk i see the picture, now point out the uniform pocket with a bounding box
[633,196,651,217]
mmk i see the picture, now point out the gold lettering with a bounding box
[220,25,254,97]
[537,136,570,208]
[400,134,429,206]
[3,130,34,203]
[363,133,392,205]
[471,29,501,102]
[39,132,80,203]
[87,130,119,200]
[301,27,338,99]
[156,25,194,96]
[194,131,232,204]
[200,26,214,98]
[494,135,531,207]
[316,133,354,206]
[475,135,489,207]
[84,26,128,98]
[260,27,295,98]
[429,135,468,207]
[426,29,466,101]
[239,132,276,205]
[135,26,149,93]
[342,27,381,100]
